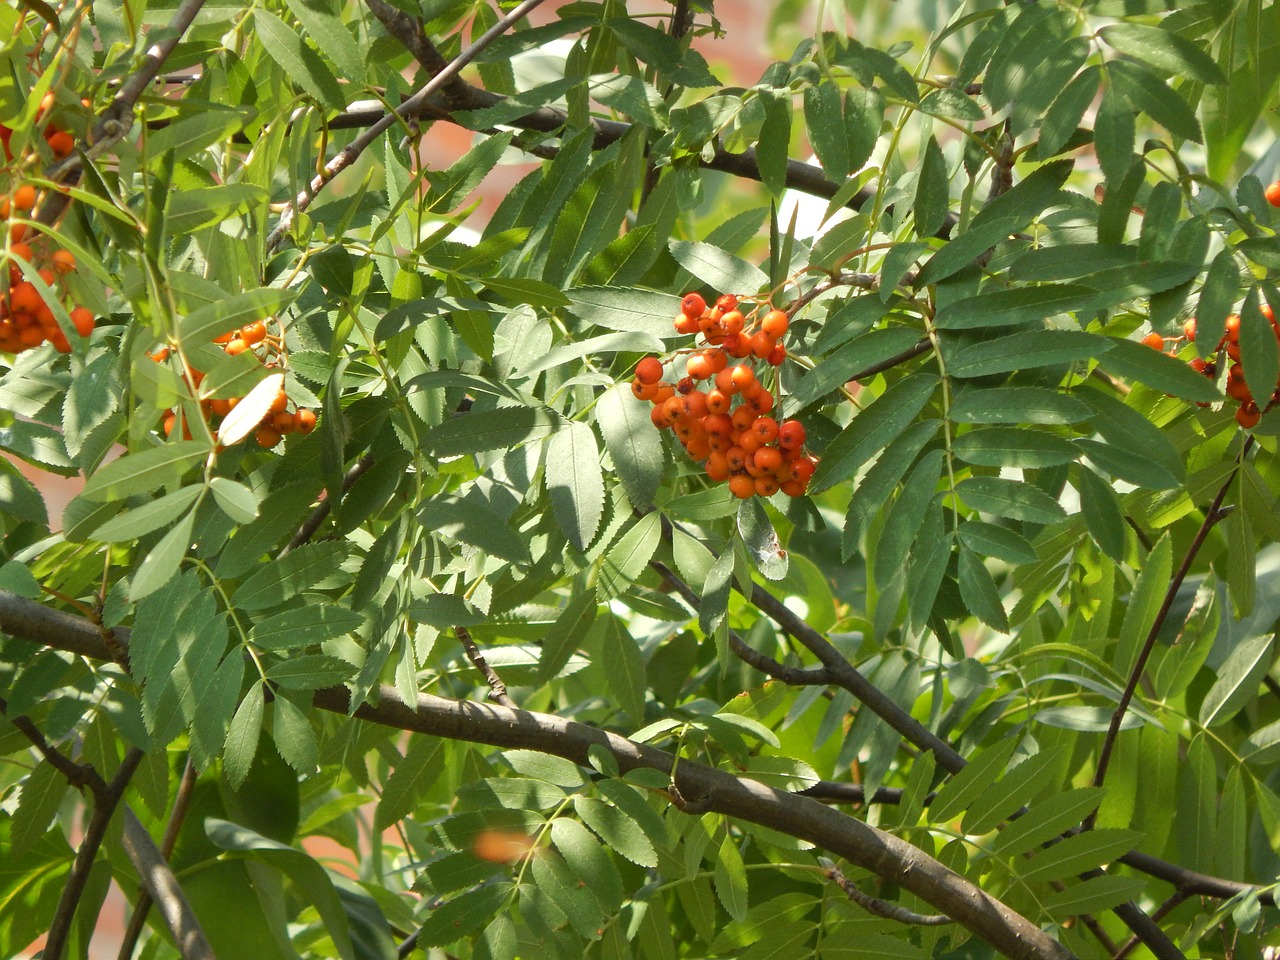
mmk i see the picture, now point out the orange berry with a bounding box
[272,411,296,434]
[681,292,707,318]
[1236,402,1261,428]
[1183,318,1197,342]
[255,426,282,448]
[1224,314,1241,343]
[686,352,714,381]
[9,282,41,315]
[674,312,699,334]
[729,365,756,392]
[728,474,756,499]
[754,475,780,497]
[753,447,783,473]
[1141,332,1164,351]
[51,249,76,273]
[70,306,93,337]
[705,452,731,482]
[294,408,317,433]
[1267,180,1280,207]
[12,184,36,212]
[751,331,775,359]
[224,337,249,355]
[46,130,74,157]
[760,309,789,338]
[766,343,787,366]
[715,294,738,312]
[706,389,731,415]
[751,417,779,444]
[636,356,663,385]
[778,419,806,451]
[240,320,267,345]
[268,389,289,415]
[210,398,232,417]
[632,377,659,401]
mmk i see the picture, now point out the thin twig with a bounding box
[819,857,952,925]
[117,756,199,960]
[278,453,376,557]
[1091,441,1250,797]
[455,625,516,707]
[44,748,145,960]
[266,0,552,252]
[1113,892,1190,960]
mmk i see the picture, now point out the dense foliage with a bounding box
[2,0,1280,958]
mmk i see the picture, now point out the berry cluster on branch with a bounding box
[632,292,818,499]
[151,319,317,448]
[0,95,93,355]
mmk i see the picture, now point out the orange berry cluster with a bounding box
[631,292,818,499]
[151,319,317,448]
[1147,306,1280,429]
[0,94,92,355]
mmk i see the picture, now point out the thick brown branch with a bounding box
[0,591,1070,960]
[121,805,215,960]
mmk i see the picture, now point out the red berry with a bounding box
[1267,180,1280,207]
[681,292,707,318]
[636,356,663,385]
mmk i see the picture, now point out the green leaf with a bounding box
[811,374,938,494]
[90,485,203,543]
[1115,531,1173,681]
[804,82,850,180]
[1098,23,1227,85]
[699,548,735,638]
[1039,66,1100,158]
[598,383,666,509]
[946,330,1111,378]
[957,547,1009,633]
[207,819,356,960]
[843,419,938,560]
[992,787,1105,858]
[166,184,269,236]
[713,834,749,923]
[376,737,445,831]
[248,606,365,652]
[596,511,661,601]
[273,695,318,774]
[567,286,683,339]
[426,406,559,458]
[956,476,1067,524]
[130,509,197,601]
[949,386,1090,425]
[1176,735,1217,874]
[958,520,1038,565]
[913,136,948,238]
[223,685,265,790]
[961,747,1064,836]
[872,450,943,585]
[414,884,510,948]
[210,477,258,524]
[254,9,346,110]
[1199,634,1274,728]
[602,615,647,724]
[546,421,605,552]
[1021,829,1143,883]
[1097,337,1222,402]
[265,655,357,690]
[230,542,346,612]
[574,796,657,868]
[789,328,923,411]
[80,441,207,501]
[145,107,253,161]
[953,427,1078,469]
[284,0,365,85]
[1076,465,1126,562]
[935,284,1099,330]
[1044,875,1148,919]
[1093,84,1135,184]
[418,497,531,564]
[63,353,118,458]
[1108,59,1202,143]
[737,497,788,580]
[931,738,1019,822]
[538,591,599,684]
[669,240,770,294]
[550,818,624,912]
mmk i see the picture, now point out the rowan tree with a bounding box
[2,1,1280,958]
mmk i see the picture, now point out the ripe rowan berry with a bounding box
[224,338,249,355]
[1267,180,1280,207]
[12,184,36,212]
[1237,401,1261,428]
[753,447,783,473]
[729,365,755,392]
[51,249,76,274]
[728,474,756,499]
[631,377,657,400]
[715,293,738,312]
[705,389,731,415]
[674,312,700,334]
[754,475,781,497]
[256,426,282,448]
[241,320,267,345]
[1183,317,1197,342]
[750,331,775,359]
[766,343,787,366]
[636,356,663,384]
[686,352,714,381]
[751,417,779,444]
[721,310,745,335]
[778,420,806,451]
[761,309,789,338]
[681,292,707,318]
[46,130,74,157]
[1224,314,1241,343]
[1141,332,1164,351]
[70,306,93,337]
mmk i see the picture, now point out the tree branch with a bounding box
[118,756,199,960]
[819,857,952,925]
[1091,442,1249,795]
[120,805,216,960]
[266,0,552,252]
[0,591,1073,960]
[455,625,516,707]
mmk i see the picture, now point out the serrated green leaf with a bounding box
[90,485,202,543]
[603,614,646,724]
[223,685,264,790]
[248,606,366,651]
[80,441,207,502]
[546,421,604,552]
[1098,23,1227,85]
[596,511,661,600]
[953,427,1078,469]
[1043,875,1147,919]
[426,406,559,458]
[1200,634,1274,728]
[254,9,346,110]
[714,834,749,922]
[129,509,197,601]
[811,374,938,494]
[598,383,664,508]
[574,796,657,868]
[956,476,1067,524]
[210,477,258,524]
[992,787,1105,858]
[931,738,1019,822]
[178,288,298,347]
[1021,829,1143,883]
[946,330,1111,378]
[419,496,531,563]
[230,542,346,612]
[935,284,1099,330]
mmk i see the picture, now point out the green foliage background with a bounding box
[2,0,1280,958]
